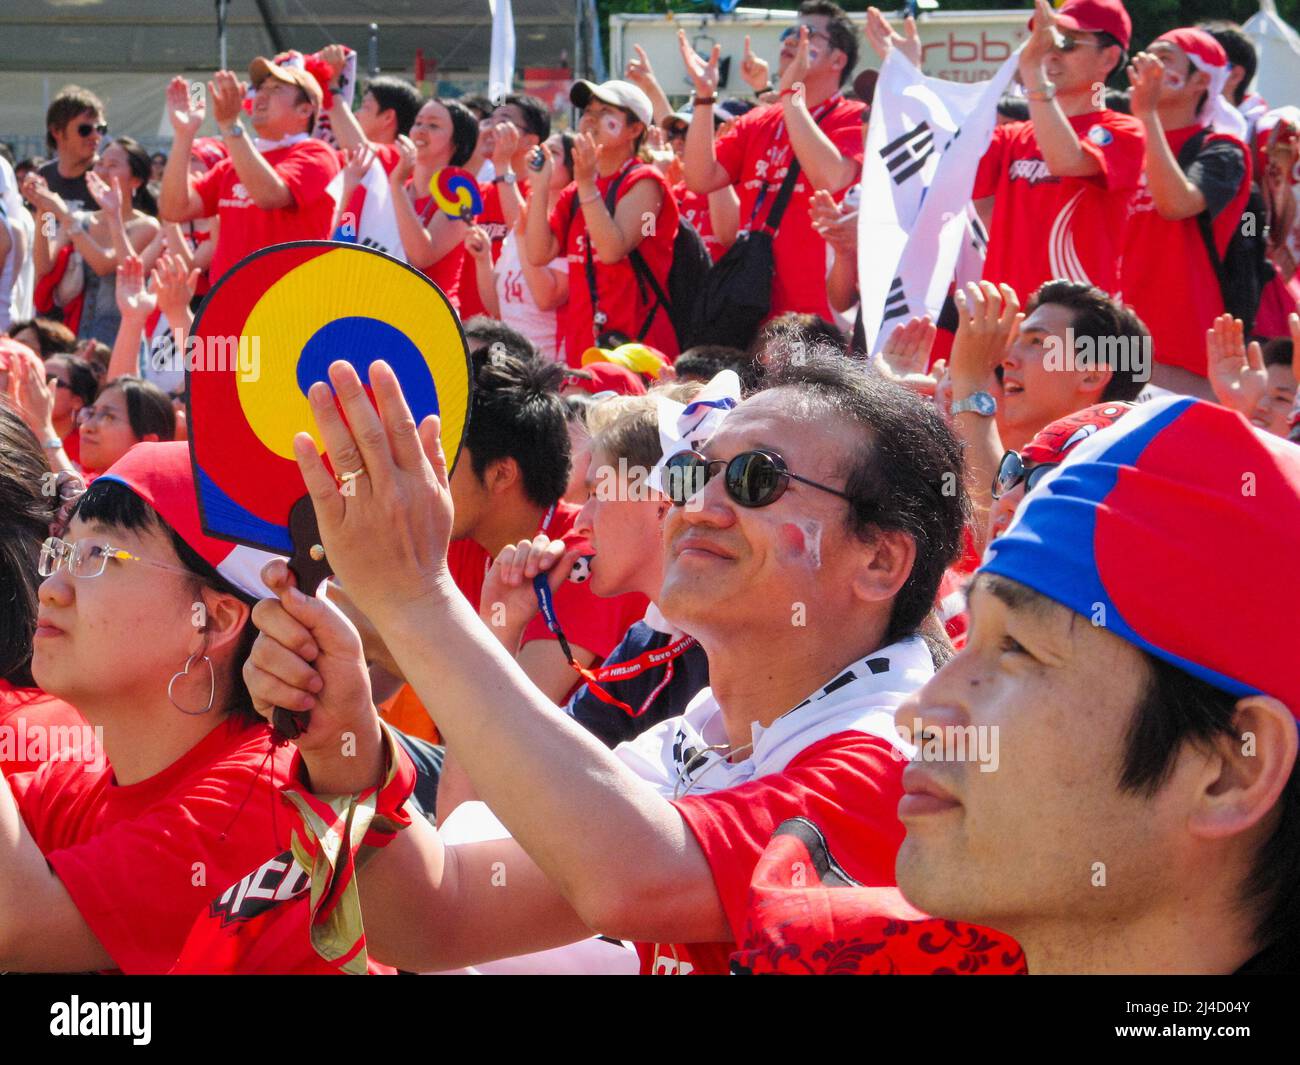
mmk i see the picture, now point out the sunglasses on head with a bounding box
[77,122,108,137]
[664,448,853,509]
[993,450,1060,500]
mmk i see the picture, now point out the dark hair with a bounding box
[1122,651,1300,965]
[466,353,571,509]
[0,404,62,686]
[1094,31,1128,83]
[1200,21,1258,107]
[1027,280,1149,402]
[150,152,167,166]
[1105,87,1132,114]
[46,354,99,407]
[70,478,261,722]
[9,316,77,359]
[799,1,859,87]
[997,95,1030,123]
[102,375,175,441]
[366,76,423,137]
[749,313,846,381]
[555,130,576,177]
[434,98,480,168]
[463,314,538,363]
[107,135,158,217]
[1262,338,1294,370]
[761,347,969,644]
[459,93,495,122]
[674,345,752,384]
[45,85,105,152]
[505,93,551,142]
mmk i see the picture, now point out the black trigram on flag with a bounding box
[882,277,909,322]
[882,122,935,185]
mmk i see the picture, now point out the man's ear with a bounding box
[849,527,916,608]
[1078,367,1111,399]
[485,455,521,496]
[1188,695,1298,842]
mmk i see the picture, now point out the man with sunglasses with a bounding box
[38,87,108,216]
[681,1,866,323]
[973,0,1144,304]
[244,347,967,974]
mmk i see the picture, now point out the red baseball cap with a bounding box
[1030,0,1132,52]
[563,362,647,397]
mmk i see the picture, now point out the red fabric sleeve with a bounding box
[671,732,906,944]
[43,762,284,973]
[1075,113,1145,190]
[274,142,340,211]
[192,158,230,218]
[826,108,867,171]
[972,123,1010,200]
[548,181,578,251]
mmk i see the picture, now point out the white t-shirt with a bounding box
[494,230,567,364]
[0,157,35,331]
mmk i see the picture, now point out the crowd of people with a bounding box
[1,0,1299,977]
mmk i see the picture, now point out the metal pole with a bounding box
[368,23,380,76]
[216,0,229,70]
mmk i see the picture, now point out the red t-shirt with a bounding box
[973,110,1145,302]
[194,139,340,284]
[1121,126,1250,376]
[448,502,648,663]
[457,181,511,321]
[0,680,89,776]
[61,425,81,468]
[7,714,386,973]
[714,96,866,319]
[637,731,905,975]
[672,181,725,263]
[549,162,680,365]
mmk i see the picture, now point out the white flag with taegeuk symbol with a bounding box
[857,47,1020,354]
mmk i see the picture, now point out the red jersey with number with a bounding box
[195,139,340,284]
[714,96,866,319]
[7,714,389,973]
[1121,125,1251,376]
[549,162,679,365]
[973,110,1145,302]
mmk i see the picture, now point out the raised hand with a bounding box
[150,253,200,327]
[865,7,922,67]
[389,134,417,186]
[463,224,493,262]
[1126,52,1165,117]
[678,29,721,98]
[625,43,660,93]
[319,43,349,80]
[876,316,940,395]
[572,131,600,188]
[491,121,521,173]
[950,281,1022,395]
[208,70,245,129]
[777,26,812,98]
[741,35,772,92]
[293,360,455,628]
[1206,313,1268,416]
[523,142,553,191]
[341,143,376,189]
[479,535,581,646]
[115,256,156,321]
[1021,0,1061,83]
[166,75,205,136]
[809,188,857,254]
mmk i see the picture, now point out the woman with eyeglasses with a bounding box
[388,98,480,312]
[523,79,680,366]
[0,403,87,777]
[0,441,397,973]
[76,374,174,477]
[24,136,160,345]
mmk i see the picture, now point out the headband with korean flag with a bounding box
[1155,29,1248,141]
[647,370,743,493]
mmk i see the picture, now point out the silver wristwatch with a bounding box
[220,120,247,139]
[950,391,998,418]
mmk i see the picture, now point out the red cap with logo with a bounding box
[1030,0,1132,52]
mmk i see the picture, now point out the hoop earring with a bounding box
[168,652,216,716]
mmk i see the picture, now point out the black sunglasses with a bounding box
[993,450,1059,500]
[77,122,108,137]
[664,448,853,509]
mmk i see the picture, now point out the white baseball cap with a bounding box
[569,79,653,128]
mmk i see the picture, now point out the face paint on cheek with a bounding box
[1163,69,1186,91]
[778,520,823,568]
[601,115,622,137]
